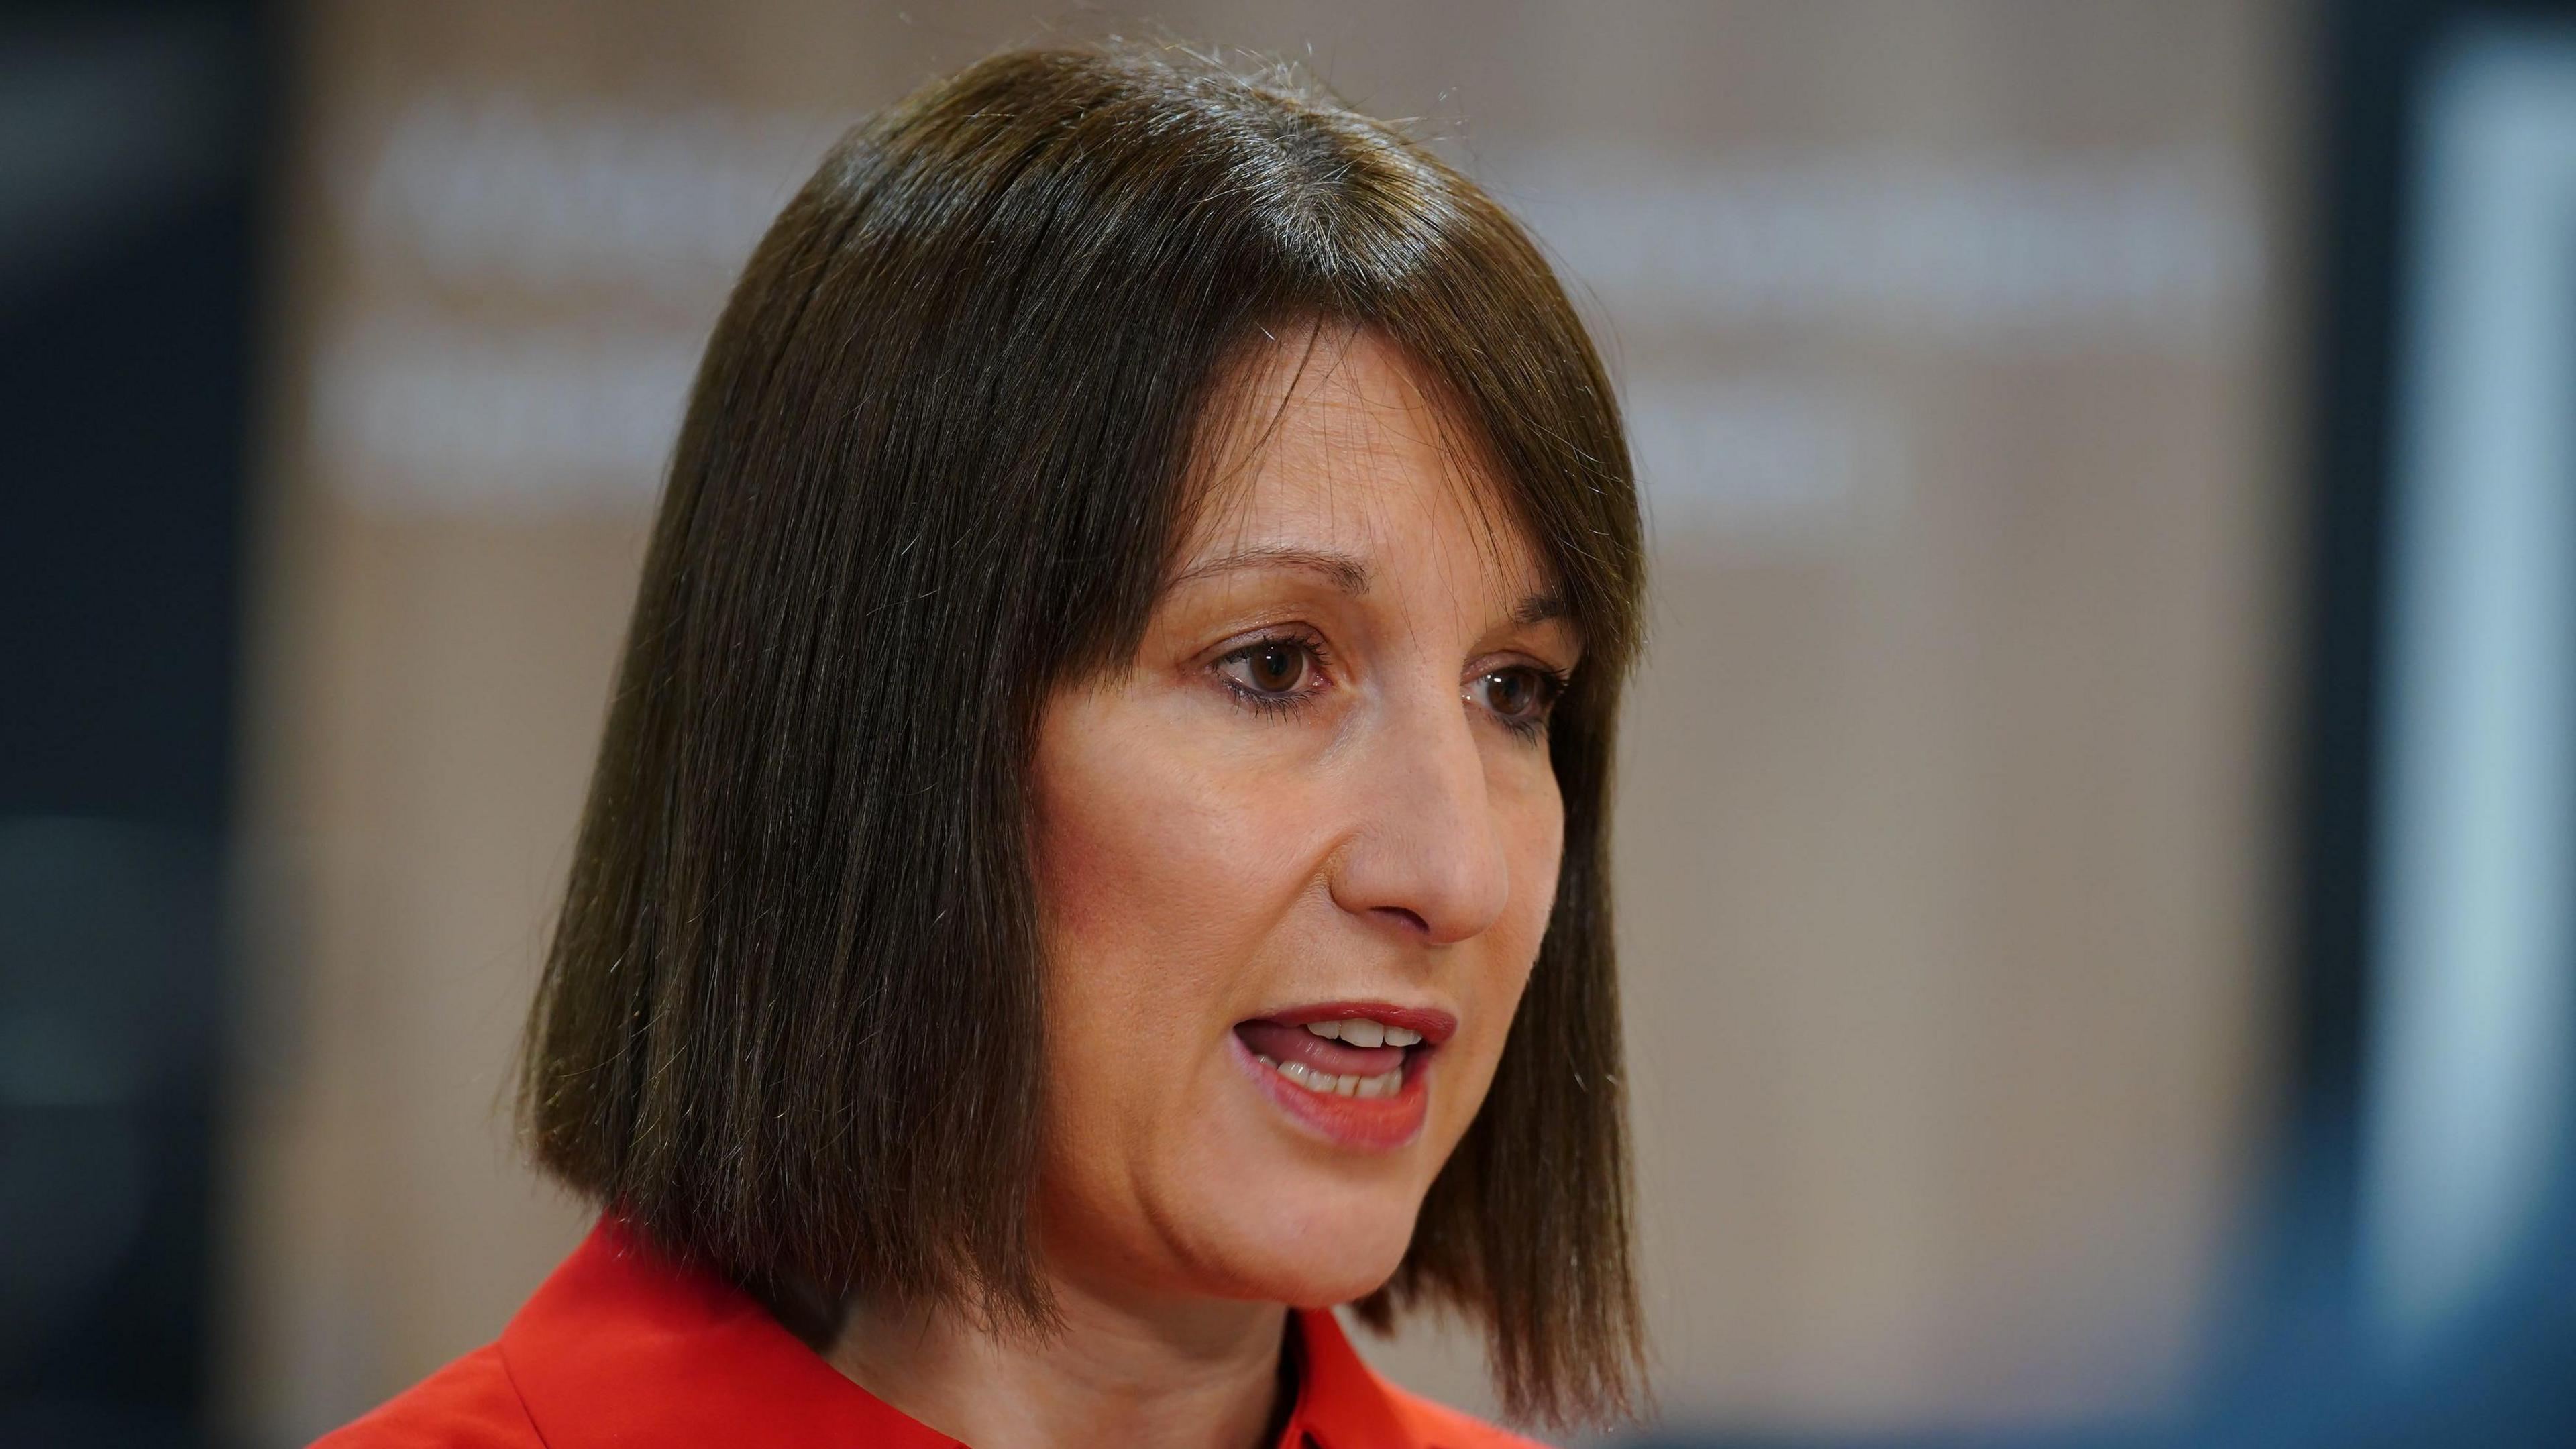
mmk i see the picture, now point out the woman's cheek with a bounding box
[1035,711,1231,961]
[1437,778,1559,1138]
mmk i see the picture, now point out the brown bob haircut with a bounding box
[518,42,1648,1427]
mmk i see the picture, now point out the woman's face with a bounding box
[1028,325,1581,1310]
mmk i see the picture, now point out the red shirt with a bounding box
[315,1214,1546,1448]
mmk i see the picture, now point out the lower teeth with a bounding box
[1255,1054,1403,1099]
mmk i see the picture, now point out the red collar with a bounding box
[498,1214,1438,1449]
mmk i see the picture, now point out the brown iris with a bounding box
[1239,639,1310,694]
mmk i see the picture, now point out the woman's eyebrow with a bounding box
[1515,592,1571,626]
[1170,544,1373,595]
[1172,543,1570,631]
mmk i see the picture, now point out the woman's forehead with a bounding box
[1179,326,1554,602]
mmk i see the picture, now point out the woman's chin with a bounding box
[1181,1182,1425,1308]
[1232,1244,1410,1310]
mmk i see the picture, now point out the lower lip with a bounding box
[1228,1031,1433,1152]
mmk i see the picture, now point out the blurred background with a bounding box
[4,0,2572,1444]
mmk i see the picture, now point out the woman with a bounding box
[320,42,1648,1449]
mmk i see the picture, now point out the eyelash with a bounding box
[1211,629,1571,743]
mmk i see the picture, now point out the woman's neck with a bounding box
[823,1273,1296,1449]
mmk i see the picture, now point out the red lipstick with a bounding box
[1253,1001,1457,1042]
[1230,1002,1456,1152]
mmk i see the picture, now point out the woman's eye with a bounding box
[1474,666,1565,735]
[1214,634,1328,716]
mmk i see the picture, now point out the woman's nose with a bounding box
[1325,686,1513,945]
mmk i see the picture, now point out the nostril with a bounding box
[1372,905,1430,934]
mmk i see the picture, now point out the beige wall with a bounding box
[229,2,2306,1442]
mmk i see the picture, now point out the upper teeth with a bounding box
[1304,1018,1422,1048]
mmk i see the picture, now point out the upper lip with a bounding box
[1244,1000,1458,1046]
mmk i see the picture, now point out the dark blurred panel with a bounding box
[0,2,268,1444]
[2195,0,2576,1445]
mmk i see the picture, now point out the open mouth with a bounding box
[1230,1002,1456,1150]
